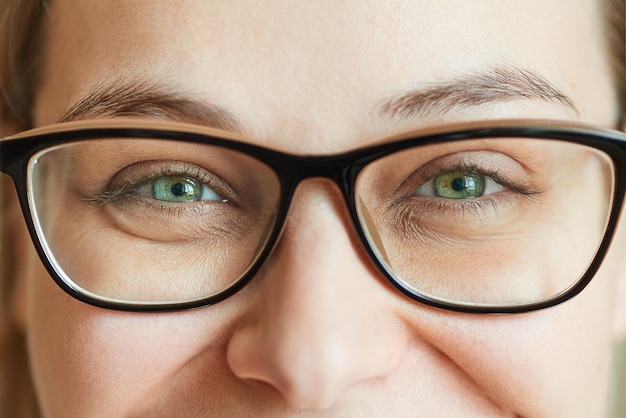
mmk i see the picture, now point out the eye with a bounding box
[415,170,504,199]
[136,175,226,203]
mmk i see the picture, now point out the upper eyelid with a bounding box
[388,151,543,204]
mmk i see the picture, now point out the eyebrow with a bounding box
[59,80,243,132]
[60,66,577,132]
[378,66,578,120]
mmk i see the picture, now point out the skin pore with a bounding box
[7,0,626,416]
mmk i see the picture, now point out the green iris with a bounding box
[434,171,485,199]
[151,176,203,202]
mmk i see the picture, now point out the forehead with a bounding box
[35,0,615,149]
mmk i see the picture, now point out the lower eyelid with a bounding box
[399,193,508,214]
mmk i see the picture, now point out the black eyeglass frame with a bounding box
[2,119,626,314]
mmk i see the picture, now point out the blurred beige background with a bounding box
[611,342,626,417]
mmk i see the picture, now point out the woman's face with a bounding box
[11,0,626,416]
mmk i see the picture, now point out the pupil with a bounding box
[170,182,187,197]
[451,177,466,191]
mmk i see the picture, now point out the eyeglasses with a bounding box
[1,119,625,313]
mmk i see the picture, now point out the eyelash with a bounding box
[386,161,544,237]
[85,162,233,214]
[402,192,514,219]
[419,162,537,195]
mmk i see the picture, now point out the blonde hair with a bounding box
[0,0,623,416]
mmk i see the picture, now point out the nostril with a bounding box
[237,375,339,411]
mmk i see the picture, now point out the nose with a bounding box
[226,180,408,410]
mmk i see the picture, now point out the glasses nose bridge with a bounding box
[272,154,357,230]
[285,154,354,198]
[273,155,364,262]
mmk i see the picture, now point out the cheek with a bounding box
[25,263,238,417]
[419,269,616,415]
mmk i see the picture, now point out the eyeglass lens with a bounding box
[355,138,613,306]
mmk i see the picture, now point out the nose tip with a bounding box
[269,337,352,410]
[227,337,343,410]
[227,312,405,411]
